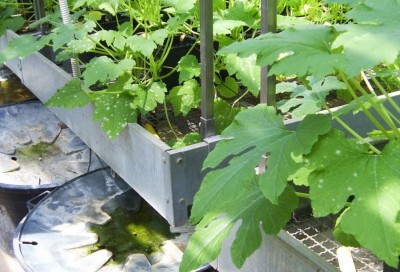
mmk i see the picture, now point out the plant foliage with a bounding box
[181,0,400,270]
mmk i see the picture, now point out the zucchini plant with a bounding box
[180,0,400,271]
[0,0,265,141]
[0,0,353,143]
[0,0,202,139]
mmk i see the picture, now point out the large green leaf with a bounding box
[91,91,137,139]
[126,30,169,59]
[190,105,331,226]
[333,24,400,77]
[217,76,238,98]
[51,20,96,51]
[277,76,346,118]
[346,0,398,24]
[214,98,244,134]
[219,25,344,79]
[132,82,167,114]
[180,182,297,272]
[0,34,51,63]
[332,0,400,76]
[307,130,400,267]
[223,0,259,27]
[0,9,24,35]
[45,79,90,109]
[177,55,200,83]
[162,0,196,14]
[82,56,135,86]
[213,19,246,36]
[91,30,127,51]
[167,79,201,116]
[224,53,260,97]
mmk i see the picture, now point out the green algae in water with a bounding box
[88,202,176,264]
[16,142,60,158]
[0,67,36,106]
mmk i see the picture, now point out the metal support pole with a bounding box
[260,0,277,106]
[33,0,48,35]
[59,0,81,78]
[200,0,216,139]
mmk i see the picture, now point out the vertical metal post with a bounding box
[260,0,277,106]
[259,0,277,172]
[200,0,216,139]
[59,0,81,78]
[33,0,48,35]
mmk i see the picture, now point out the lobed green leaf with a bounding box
[167,79,201,116]
[82,56,135,87]
[45,79,90,109]
[91,91,137,139]
[180,182,297,272]
[190,105,330,228]
[132,82,167,114]
[277,76,346,118]
[224,54,260,97]
[217,76,238,98]
[0,35,51,63]
[213,19,246,36]
[219,25,344,79]
[126,35,156,57]
[307,129,400,267]
[177,55,200,83]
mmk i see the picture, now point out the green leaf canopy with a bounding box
[180,182,298,272]
[307,130,400,267]
[45,79,90,109]
[191,105,330,220]
[218,25,343,79]
[82,56,135,87]
[277,76,346,118]
[219,0,400,79]
[91,91,137,139]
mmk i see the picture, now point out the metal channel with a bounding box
[260,0,277,106]
[199,0,216,139]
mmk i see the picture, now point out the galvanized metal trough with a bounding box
[2,0,399,266]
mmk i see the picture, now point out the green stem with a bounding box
[163,100,178,139]
[158,38,200,81]
[365,69,400,115]
[387,110,400,126]
[325,105,381,154]
[294,192,309,199]
[232,89,249,108]
[86,35,119,62]
[349,77,400,138]
[339,71,394,140]
[157,34,174,70]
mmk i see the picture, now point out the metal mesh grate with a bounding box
[286,213,383,272]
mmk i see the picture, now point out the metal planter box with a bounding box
[2,30,399,271]
[0,30,213,228]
